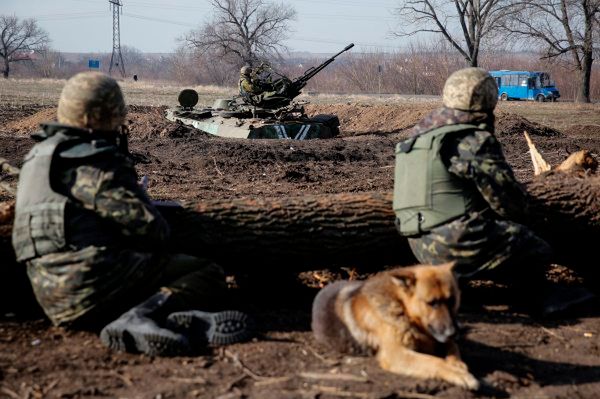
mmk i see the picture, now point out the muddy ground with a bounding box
[0,101,599,399]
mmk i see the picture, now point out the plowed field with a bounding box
[1,91,599,399]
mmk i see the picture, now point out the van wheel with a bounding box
[536,94,545,102]
[500,93,508,101]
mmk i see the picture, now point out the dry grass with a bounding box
[496,101,600,132]
[0,78,234,107]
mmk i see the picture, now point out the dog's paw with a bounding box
[445,356,468,371]
[454,371,480,390]
[442,366,480,390]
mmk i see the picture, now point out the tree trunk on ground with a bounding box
[159,192,411,270]
[2,173,599,273]
[526,172,600,279]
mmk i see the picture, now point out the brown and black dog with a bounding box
[311,263,478,390]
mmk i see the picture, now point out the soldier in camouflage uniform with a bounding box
[239,65,279,107]
[393,67,553,287]
[239,66,263,96]
[12,72,251,356]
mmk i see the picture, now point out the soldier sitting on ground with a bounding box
[393,67,593,314]
[12,71,252,356]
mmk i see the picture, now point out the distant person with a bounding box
[239,66,263,96]
[238,65,279,107]
[392,67,591,314]
[12,71,251,356]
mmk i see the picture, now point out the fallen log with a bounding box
[2,173,600,315]
[159,192,412,269]
[2,169,599,272]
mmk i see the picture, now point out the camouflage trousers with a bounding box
[27,246,226,328]
[407,212,552,283]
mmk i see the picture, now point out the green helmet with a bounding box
[442,67,498,112]
[240,66,252,76]
[57,72,127,131]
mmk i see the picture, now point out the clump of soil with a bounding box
[495,111,562,137]
[564,124,600,138]
[307,103,435,136]
[3,107,56,135]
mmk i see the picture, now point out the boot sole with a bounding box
[100,324,191,357]
[167,310,253,346]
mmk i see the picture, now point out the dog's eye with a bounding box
[427,299,443,308]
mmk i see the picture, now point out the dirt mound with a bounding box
[307,103,435,136]
[126,105,197,139]
[3,107,56,135]
[496,111,562,137]
[564,124,600,138]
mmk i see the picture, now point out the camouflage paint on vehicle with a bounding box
[165,107,339,140]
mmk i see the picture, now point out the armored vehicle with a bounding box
[165,44,354,140]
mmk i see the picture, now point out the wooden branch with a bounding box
[524,131,551,175]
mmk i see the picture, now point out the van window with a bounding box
[519,74,528,86]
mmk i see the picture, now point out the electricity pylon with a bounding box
[108,0,126,78]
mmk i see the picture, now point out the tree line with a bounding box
[2,0,600,102]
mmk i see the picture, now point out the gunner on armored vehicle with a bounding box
[239,66,262,95]
[239,65,277,106]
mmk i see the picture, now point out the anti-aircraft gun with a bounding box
[243,43,355,109]
[165,43,355,140]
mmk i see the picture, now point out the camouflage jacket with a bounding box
[410,107,530,222]
[19,124,170,326]
[239,75,263,95]
[56,127,170,250]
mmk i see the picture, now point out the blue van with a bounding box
[489,70,560,102]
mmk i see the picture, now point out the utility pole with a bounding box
[109,0,126,78]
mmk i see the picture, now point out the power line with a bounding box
[123,12,196,27]
[292,37,404,49]
[299,13,395,21]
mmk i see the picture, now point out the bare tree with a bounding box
[502,1,600,103]
[393,0,511,67]
[33,46,66,79]
[184,0,296,67]
[0,15,49,78]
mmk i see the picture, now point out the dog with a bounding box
[311,262,479,390]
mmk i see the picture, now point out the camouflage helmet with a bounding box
[57,72,127,131]
[240,65,252,76]
[442,67,498,112]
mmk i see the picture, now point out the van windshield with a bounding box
[537,73,555,88]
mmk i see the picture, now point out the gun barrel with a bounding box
[294,43,354,84]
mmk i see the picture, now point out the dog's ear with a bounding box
[439,261,457,273]
[390,269,416,290]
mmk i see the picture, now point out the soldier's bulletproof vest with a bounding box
[12,131,72,261]
[393,123,486,236]
[12,126,123,261]
[239,77,251,96]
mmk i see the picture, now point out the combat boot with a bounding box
[100,290,191,357]
[166,310,253,349]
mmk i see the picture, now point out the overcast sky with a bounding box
[3,0,404,54]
